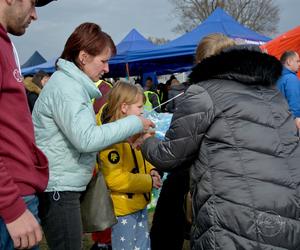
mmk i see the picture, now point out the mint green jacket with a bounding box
[32,59,143,192]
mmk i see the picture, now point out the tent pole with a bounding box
[126,63,130,80]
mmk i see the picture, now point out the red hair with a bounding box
[60,22,116,67]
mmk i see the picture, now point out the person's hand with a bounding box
[6,209,42,249]
[128,130,155,150]
[138,116,155,132]
[151,169,162,189]
[127,133,142,146]
[295,118,300,130]
[143,130,155,141]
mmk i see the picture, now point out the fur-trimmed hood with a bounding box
[23,77,41,94]
[189,49,282,87]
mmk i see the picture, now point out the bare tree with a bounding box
[169,0,279,35]
[148,37,170,45]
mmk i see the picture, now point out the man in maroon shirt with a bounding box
[0,0,54,249]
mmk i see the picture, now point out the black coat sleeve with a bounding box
[141,84,215,171]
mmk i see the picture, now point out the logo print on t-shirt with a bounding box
[13,69,23,82]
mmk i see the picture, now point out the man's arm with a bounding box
[0,60,42,250]
[142,85,215,171]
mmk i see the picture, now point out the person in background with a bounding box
[156,82,169,112]
[144,76,161,112]
[32,23,154,250]
[92,78,113,114]
[91,79,113,250]
[148,34,236,250]
[277,50,300,129]
[166,79,189,113]
[142,33,300,249]
[99,81,162,250]
[0,0,52,249]
[24,70,50,112]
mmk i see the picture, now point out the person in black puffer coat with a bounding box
[142,41,300,249]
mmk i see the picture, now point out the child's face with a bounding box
[122,94,144,116]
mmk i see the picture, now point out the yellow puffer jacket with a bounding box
[100,143,154,216]
[96,104,154,216]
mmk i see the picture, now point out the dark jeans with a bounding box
[150,167,191,250]
[0,195,40,250]
[39,191,83,250]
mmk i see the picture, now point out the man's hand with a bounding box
[295,117,300,130]
[138,116,155,132]
[6,209,42,249]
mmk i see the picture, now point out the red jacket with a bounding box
[0,24,48,223]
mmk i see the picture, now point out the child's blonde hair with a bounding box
[105,81,145,122]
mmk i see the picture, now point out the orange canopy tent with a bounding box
[261,26,300,78]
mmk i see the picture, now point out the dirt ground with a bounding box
[39,211,191,249]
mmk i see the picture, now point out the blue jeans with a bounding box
[0,195,40,250]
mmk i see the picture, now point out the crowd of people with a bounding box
[1,1,300,250]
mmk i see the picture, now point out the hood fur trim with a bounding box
[23,77,41,94]
[189,49,282,86]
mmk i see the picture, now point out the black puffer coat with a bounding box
[142,49,300,250]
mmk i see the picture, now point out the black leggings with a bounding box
[150,167,191,250]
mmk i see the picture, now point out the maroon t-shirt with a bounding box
[0,24,49,223]
[93,80,113,114]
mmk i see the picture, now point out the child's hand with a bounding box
[143,130,155,140]
[128,131,155,150]
[151,169,162,189]
[128,133,144,150]
[127,133,141,146]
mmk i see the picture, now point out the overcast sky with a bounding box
[10,0,300,64]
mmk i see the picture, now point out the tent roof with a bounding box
[109,28,156,65]
[21,51,47,68]
[164,7,270,49]
[116,28,156,55]
[127,7,270,63]
[261,26,300,59]
[22,57,57,75]
[261,25,300,77]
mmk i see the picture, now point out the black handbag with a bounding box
[80,170,117,233]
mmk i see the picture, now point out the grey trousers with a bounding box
[39,191,83,250]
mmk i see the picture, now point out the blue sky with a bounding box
[10,0,300,64]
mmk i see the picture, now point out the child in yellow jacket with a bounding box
[97,81,162,250]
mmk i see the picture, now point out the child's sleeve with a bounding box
[145,160,155,174]
[100,147,152,193]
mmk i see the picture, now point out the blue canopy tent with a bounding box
[22,29,156,76]
[21,51,47,68]
[108,28,156,77]
[118,7,270,76]
[22,57,57,75]
[22,8,270,77]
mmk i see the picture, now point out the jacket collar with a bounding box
[189,49,282,87]
[282,66,297,76]
[57,58,101,100]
